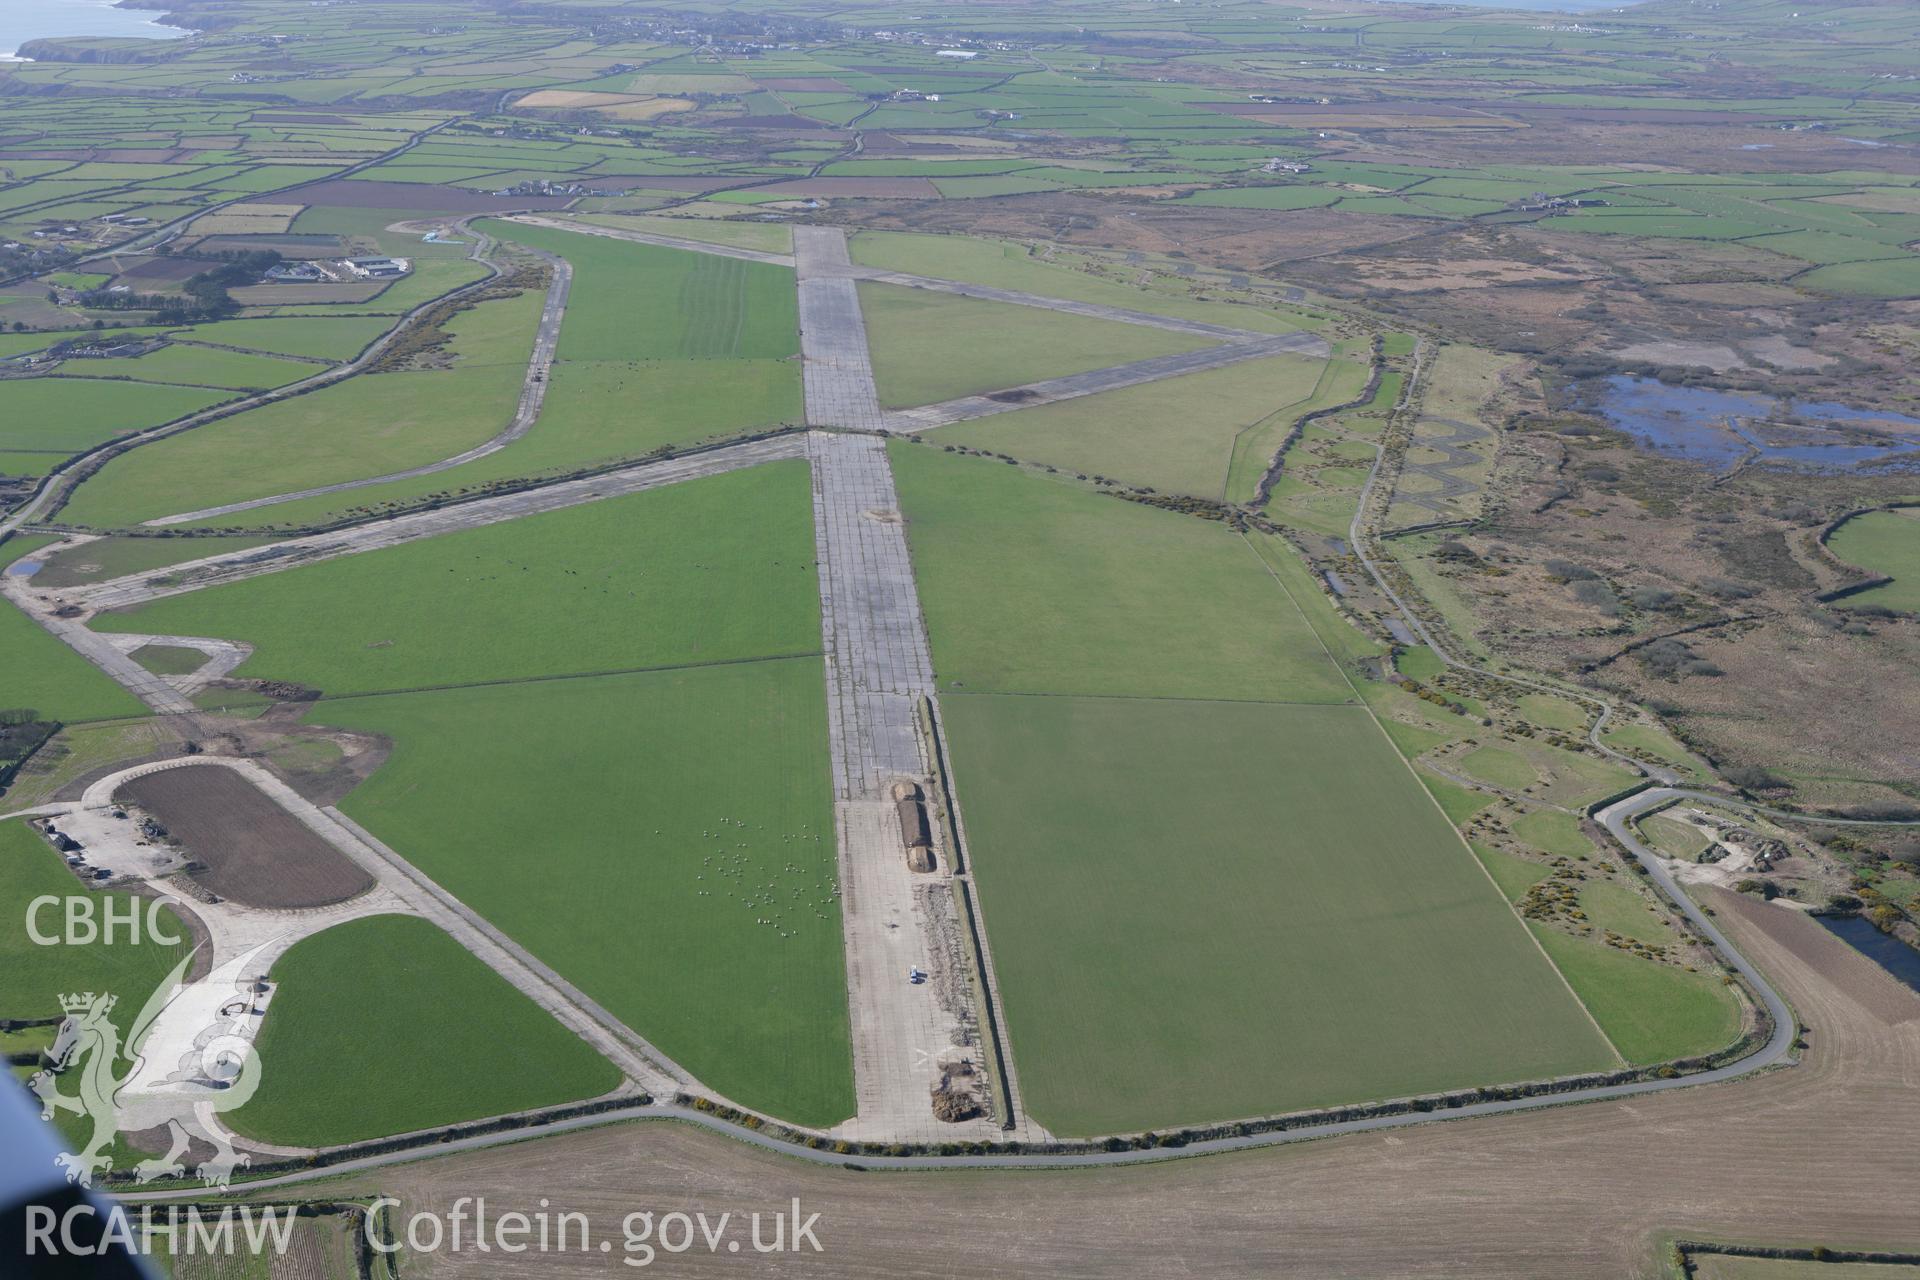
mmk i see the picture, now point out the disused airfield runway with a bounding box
[798,228,1028,1141]
[880,331,1327,433]
[33,435,806,614]
[507,213,798,268]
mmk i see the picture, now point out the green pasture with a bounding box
[311,658,852,1127]
[860,282,1212,410]
[0,379,228,455]
[175,316,393,360]
[573,212,792,254]
[484,219,798,361]
[59,285,544,527]
[235,914,623,1146]
[1827,509,1920,611]
[1577,876,1676,946]
[1473,844,1554,901]
[96,461,820,696]
[943,694,1617,1135]
[1511,808,1595,860]
[1,590,147,723]
[1530,926,1740,1065]
[937,353,1324,499]
[60,343,314,391]
[890,444,1352,703]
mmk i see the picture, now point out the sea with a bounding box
[0,0,187,59]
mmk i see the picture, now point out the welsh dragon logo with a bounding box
[29,940,275,1190]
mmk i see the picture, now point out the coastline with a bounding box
[0,0,194,61]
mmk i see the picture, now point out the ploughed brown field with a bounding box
[116,766,373,909]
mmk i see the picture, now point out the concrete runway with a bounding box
[798,233,1029,1141]
[505,213,797,268]
[796,226,887,432]
[882,330,1329,433]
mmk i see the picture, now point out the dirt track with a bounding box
[312,890,1920,1277]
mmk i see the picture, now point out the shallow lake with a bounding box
[1589,376,1920,472]
[1820,914,1920,995]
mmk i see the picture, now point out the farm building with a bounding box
[346,257,409,279]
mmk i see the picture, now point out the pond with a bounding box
[1589,375,1920,472]
[1820,914,1920,996]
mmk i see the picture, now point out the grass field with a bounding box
[859,282,1214,409]
[122,222,807,533]
[2,591,148,723]
[484,219,798,361]
[935,354,1324,499]
[847,231,1309,335]
[943,694,1618,1135]
[234,914,622,1146]
[1512,808,1595,859]
[1828,509,1920,612]
[1459,740,1639,808]
[1577,876,1676,945]
[170,316,393,361]
[309,659,851,1126]
[574,212,793,254]
[1474,843,1555,900]
[129,643,209,676]
[0,379,228,455]
[0,718,165,809]
[890,443,1352,702]
[0,817,190,1031]
[96,461,819,696]
[59,285,545,528]
[1517,693,1588,732]
[61,343,314,391]
[1530,925,1741,1064]
[1642,814,1715,860]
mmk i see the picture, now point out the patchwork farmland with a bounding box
[8,1,1915,1264]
